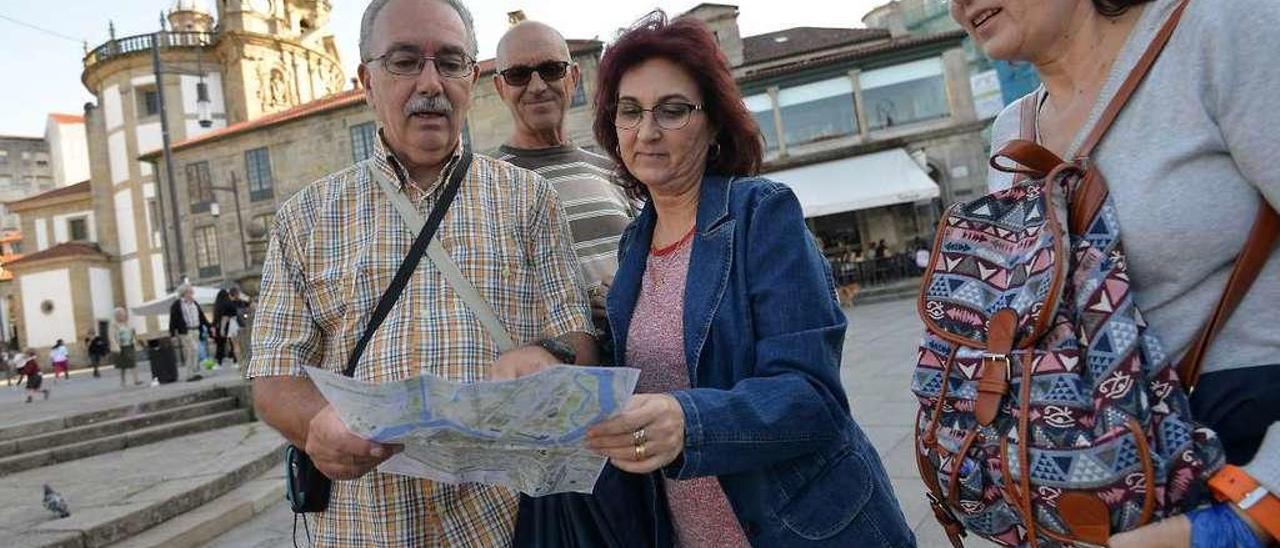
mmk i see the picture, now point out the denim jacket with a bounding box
[607,175,915,547]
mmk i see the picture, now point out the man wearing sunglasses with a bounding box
[493,21,635,342]
[247,1,597,545]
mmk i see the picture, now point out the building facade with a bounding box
[863,0,1041,116]
[148,3,994,294]
[0,136,55,230]
[79,0,345,336]
[4,182,113,361]
[45,114,91,188]
[141,90,374,291]
[686,3,990,264]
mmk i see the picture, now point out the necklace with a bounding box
[651,225,696,256]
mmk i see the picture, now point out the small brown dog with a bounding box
[836,283,860,307]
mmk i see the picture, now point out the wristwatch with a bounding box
[1209,465,1280,542]
[534,338,576,364]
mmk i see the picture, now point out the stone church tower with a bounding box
[213,0,346,123]
[74,0,345,335]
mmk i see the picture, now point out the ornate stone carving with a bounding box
[257,64,293,111]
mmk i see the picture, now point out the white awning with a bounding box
[765,148,940,218]
[130,285,221,317]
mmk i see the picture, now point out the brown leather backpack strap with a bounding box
[1064,1,1189,237]
[1076,0,1191,159]
[976,309,1019,426]
[1178,203,1280,388]
[1019,89,1039,143]
[991,140,1065,178]
[1068,170,1109,235]
[1010,92,1041,185]
[915,414,967,548]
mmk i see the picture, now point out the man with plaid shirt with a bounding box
[247,0,597,545]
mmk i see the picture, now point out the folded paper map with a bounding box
[306,365,641,495]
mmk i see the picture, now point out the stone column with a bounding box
[942,48,978,123]
[767,86,785,157]
[849,69,869,138]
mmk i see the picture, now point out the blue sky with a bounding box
[0,0,887,137]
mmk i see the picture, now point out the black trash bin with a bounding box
[147,338,179,384]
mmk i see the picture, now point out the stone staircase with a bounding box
[0,389,251,477]
[1,381,287,548]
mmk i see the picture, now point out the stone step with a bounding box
[109,469,283,548]
[0,409,252,477]
[0,398,239,459]
[854,278,922,306]
[2,422,285,548]
[0,387,233,444]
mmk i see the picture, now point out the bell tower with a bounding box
[213,0,345,123]
[168,0,214,32]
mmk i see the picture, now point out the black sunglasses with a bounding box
[499,61,570,87]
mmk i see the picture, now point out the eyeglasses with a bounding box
[499,61,570,86]
[368,49,476,79]
[613,101,704,131]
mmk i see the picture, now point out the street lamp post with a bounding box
[151,23,215,289]
[208,201,229,286]
[209,171,250,277]
[152,30,185,288]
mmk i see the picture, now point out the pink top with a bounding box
[625,228,749,548]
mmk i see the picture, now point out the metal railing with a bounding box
[84,31,216,68]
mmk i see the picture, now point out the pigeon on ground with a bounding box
[43,484,69,518]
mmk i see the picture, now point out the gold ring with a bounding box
[634,442,647,461]
[633,428,647,446]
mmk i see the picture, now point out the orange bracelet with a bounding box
[1208,465,1280,542]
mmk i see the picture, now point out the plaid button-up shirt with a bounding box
[247,135,592,547]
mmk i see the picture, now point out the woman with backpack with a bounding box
[916,0,1280,546]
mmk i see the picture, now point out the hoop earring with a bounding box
[709,142,722,159]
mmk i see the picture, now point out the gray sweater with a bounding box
[988,0,1280,374]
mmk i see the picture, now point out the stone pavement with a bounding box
[205,297,990,547]
[0,422,283,548]
[0,363,246,433]
[841,298,994,547]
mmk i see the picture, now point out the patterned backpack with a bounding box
[912,1,1280,545]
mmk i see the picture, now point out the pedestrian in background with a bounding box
[20,349,47,403]
[168,285,210,381]
[1,350,17,387]
[49,339,69,381]
[212,287,246,369]
[85,329,108,378]
[110,308,141,388]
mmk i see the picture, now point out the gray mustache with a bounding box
[404,95,453,116]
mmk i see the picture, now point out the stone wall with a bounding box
[161,103,376,286]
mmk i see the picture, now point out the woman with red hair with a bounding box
[584,12,912,547]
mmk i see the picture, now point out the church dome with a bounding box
[170,0,210,14]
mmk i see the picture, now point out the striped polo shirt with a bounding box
[496,144,635,289]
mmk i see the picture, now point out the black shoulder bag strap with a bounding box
[285,149,473,516]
